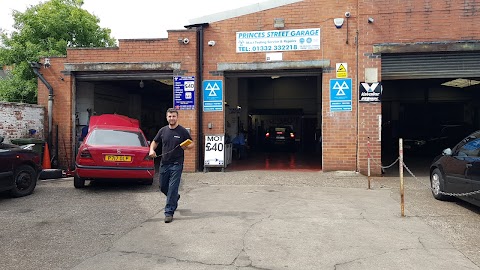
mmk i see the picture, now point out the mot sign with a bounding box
[204,135,225,167]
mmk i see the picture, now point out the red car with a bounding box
[0,136,42,197]
[74,114,154,188]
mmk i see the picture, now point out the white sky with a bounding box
[0,0,268,39]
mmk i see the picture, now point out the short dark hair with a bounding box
[166,108,178,115]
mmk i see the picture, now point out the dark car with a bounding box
[75,114,154,188]
[430,130,480,207]
[0,136,42,197]
[265,126,296,151]
[404,123,474,155]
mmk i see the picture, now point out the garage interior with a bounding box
[75,75,174,145]
[381,52,480,176]
[223,70,323,171]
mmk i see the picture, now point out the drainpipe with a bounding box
[185,23,209,171]
[30,62,54,146]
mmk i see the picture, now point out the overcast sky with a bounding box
[0,0,268,39]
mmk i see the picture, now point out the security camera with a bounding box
[345,12,351,18]
[44,58,51,68]
[182,38,189,45]
[368,17,374,23]
[207,40,216,46]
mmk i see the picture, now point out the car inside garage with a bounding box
[223,70,323,170]
[380,51,480,175]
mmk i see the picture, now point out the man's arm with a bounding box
[149,140,159,158]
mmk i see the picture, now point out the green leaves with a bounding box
[0,0,116,104]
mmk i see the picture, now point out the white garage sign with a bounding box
[204,135,225,166]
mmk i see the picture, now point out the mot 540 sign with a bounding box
[204,135,225,167]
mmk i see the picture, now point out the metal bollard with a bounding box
[399,138,405,217]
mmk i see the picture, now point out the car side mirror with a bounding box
[442,148,452,156]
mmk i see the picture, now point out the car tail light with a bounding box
[33,155,40,165]
[80,149,92,158]
[265,132,270,138]
[290,133,295,138]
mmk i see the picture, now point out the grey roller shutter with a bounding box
[381,52,480,80]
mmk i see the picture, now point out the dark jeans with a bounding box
[159,163,183,216]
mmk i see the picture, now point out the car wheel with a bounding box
[74,173,85,188]
[10,165,37,197]
[430,168,450,201]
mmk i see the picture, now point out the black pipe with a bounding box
[185,23,208,171]
[30,61,54,152]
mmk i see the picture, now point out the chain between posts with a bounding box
[365,138,480,198]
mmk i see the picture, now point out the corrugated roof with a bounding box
[188,0,303,25]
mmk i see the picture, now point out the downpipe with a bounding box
[30,62,54,146]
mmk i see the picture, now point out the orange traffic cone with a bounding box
[42,142,51,169]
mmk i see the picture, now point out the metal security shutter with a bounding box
[382,52,480,80]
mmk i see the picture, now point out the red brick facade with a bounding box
[37,0,480,175]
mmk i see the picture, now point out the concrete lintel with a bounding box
[217,60,330,72]
[373,41,480,54]
[64,62,182,72]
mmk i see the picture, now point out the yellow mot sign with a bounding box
[336,63,348,78]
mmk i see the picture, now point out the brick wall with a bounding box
[38,31,199,171]
[0,102,45,143]
[36,0,480,174]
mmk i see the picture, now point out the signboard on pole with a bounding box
[173,76,195,110]
[204,135,225,167]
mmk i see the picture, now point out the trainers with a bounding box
[164,216,173,223]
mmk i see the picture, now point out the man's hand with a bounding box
[149,141,158,158]
[148,149,157,158]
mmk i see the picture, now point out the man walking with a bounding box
[149,108,193,223]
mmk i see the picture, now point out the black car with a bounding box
[0,136,42,197]
[265,126,296,151]
[404,123,474,155]
[430,130,480,207]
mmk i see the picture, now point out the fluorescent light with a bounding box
[441,78,480,88]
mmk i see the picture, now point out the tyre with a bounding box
[430,168,450,201]
[10,165,37,197]
[39,169,63,180]
[74,173,85,188]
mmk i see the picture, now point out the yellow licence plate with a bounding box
[104,155,132,162]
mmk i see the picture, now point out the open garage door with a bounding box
[74,71,174,143]
[223,69,323,171]
[381,52,480,175]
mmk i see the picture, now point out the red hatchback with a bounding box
[74,114,154,188]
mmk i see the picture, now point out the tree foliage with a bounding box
[0,0,116,103]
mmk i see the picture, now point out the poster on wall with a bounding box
[359,82,382,103]
[204,135,225,167]
[174,76,195,110]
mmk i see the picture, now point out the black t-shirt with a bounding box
[153,125,192,164]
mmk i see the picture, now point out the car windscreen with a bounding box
[86,129,147,147]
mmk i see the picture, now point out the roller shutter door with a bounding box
[382,52,480,80]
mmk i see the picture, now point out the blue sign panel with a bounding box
[203,80,223,112]
[174,76,195,110]
[330,78,352,112]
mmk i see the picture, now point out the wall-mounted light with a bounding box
[368,17,374,23]
[139,80,144,88]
